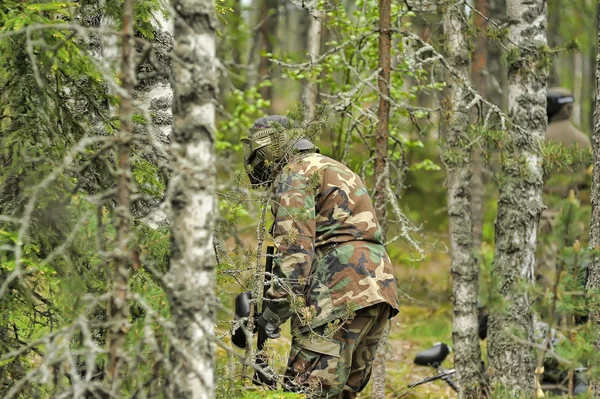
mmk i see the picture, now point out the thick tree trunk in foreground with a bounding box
[107,0,133,393]
[442,3,483,398]
[168,0,218,397]
[371,0,391,397]
[587,8,600,395]
[487,0,548,395]
[471,0,488,250]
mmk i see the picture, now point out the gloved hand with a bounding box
[254,314,281,339]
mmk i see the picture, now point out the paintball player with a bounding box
[535,87,592,290]
[545,87,591,150]
[242,115,400,399]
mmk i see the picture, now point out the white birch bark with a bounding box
[587,7,600,395]
[441,2,483,398]
[487,0,548,394]
[135,12,173,141]
[136,12,174,228]
[167,0,218,397]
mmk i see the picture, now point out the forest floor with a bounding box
[216,241,461,398]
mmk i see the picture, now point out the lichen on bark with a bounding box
[587,6,600,396]
[487,0,548,395]
[441,2,484,397]
[167,0,218,397]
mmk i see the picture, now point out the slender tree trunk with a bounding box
[487,0,507,110]
[168,0,218,397]
[258,0,278,111]
[547,0,561,87]
[471,0,488,250]
[302,12,321,121]
[487,0,548,395]
[590,2,600,134]
[587,8,600,396]
[371,1,391,397]
[574,52,584,127]
[230,0,243,67]
[442,3,483,398]
[107,0,133,392]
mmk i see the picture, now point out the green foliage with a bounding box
[239,390,305,399]
[528,197,600,392]
[0,0,170,396]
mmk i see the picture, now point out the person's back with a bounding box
[272,152,399,333]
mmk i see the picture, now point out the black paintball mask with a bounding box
[242,116,319,188]
[547,88,574,122]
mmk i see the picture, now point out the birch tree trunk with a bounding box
[302,12,321,121]
[371,0,391,397]
[168,0,218,397]
[586,8,600,395]
[136,12,173,228]
[107,0,133,392]
[441,2,483,398]
[471,0,488,250]
[487,0,548,394]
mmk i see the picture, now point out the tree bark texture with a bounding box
[487,0,548,394]
[107,0,134,392]
[168,0,218,397]
[471,0,488,250]
[371,0,391,397]
[587,7,600,395]
[136,12,174,228]
[487,0,507,110]
[135,12,173,142]
[258,0,278,110]
[442,3,483,398]
[302,11,321,121]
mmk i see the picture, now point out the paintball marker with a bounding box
[231,246,277,389]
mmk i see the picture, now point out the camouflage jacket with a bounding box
[261,153,400,333]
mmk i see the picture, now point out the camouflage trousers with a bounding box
[283,303,392,399]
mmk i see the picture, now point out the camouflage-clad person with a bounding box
[242,115,400,399]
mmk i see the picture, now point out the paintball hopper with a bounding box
[231,291,252,348]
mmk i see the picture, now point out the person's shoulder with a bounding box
[287,152,340,173]
[546,121,591,149]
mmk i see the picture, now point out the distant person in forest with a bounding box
[546,87,591,150]
[536,87,592,290]
[242,115,400,399]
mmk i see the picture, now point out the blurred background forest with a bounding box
[1,0,599,398]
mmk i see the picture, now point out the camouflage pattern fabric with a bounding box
[261,152,400,333]
[283,303,391,399]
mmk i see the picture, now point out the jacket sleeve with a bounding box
[261,169,317,327]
